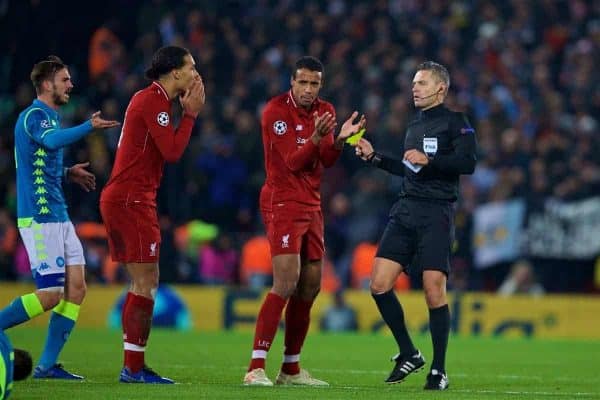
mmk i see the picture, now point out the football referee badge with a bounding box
[157,112,170,127]
[273,120,287,135]
[423,137,438,157]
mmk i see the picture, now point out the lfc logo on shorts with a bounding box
[149,242,157,257]
[281,234,290,248]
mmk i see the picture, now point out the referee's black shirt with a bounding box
[373,104,477,202]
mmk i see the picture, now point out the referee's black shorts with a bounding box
[376,196,455,275]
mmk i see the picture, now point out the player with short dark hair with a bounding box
[243,56,365,386]
[0,55,118,380]
[355,61,477,391]
[100,45,205,384]
[292,56,324,78]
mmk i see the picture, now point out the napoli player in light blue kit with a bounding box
[0,330,32,399]
[0,56,119,379]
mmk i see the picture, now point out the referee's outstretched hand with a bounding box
[355,138,374,161]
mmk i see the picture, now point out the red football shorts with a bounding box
[100,202,160,263]
[262,210,324,260]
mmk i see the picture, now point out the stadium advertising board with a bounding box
[1,284,598,339]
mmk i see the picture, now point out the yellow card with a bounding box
[345,128,366,145]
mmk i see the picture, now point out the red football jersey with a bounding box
[259,91,342,212]
[101,82,195,206]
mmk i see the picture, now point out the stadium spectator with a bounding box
[243,56,365,387]
[10,241,31,282]
[0,1,598,293]
[99,46,204,384]
[239,234,272,289]
[350,240,410,291]
[350,240,377,290]
[320,257,342,294]
[0,55,118,380]
[197,233,238,285]
[194,134,249,229]
[319,290,358,332]
[355,61,477,390]
[497,260,545,297]
[88,21,126,84]
[323,193,351,271]
[75,222,110,283]
[0,210,17,280]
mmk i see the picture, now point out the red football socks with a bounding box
[282,296,313,375]
[121,291,133,329]
[248,292,287,371]
[122,292,154,373]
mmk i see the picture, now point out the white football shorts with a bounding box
[19,221,85,290]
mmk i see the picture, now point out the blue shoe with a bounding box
[119,365,175,384]
[33,364,84,380]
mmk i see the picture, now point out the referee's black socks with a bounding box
[372,290,417,356]
[429,304,450,372]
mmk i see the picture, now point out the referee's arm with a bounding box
[357,137,405,176]
[369,153,405,176]
[428,114,477,175]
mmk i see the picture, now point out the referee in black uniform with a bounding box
[355,61,477,391]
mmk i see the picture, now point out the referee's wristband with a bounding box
[63,167,70,181]
[367,152,383,167]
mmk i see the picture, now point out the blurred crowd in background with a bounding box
[0,0,599,294]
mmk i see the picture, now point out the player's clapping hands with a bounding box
[90,111,120,129]
[180,76,206,117]
[313,111,337,137]
[337,111,366,143]
[68,162,96,192]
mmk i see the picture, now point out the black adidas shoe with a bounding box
[424,369,449,390]
[385,350,426,384]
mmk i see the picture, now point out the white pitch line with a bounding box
[336,386,595,397]
[184,365,599,392]
[309,368,597,384]
[453,389,597,397]
[497,374,543,381]
[311,368,387,375]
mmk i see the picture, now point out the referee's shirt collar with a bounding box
[418,103,445,119]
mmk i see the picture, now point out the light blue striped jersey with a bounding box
[14,99,91,228]
[0,330,13,400]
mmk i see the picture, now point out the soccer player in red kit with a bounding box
[243,56,365,386]
[99,46,205,384]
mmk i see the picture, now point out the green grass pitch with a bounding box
[7,327,599,399]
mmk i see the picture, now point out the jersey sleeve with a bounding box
[24,108,92,150]
[372,153,406,176]
[263,104,319,172]
[428,113,477,175]
[140,96,196,162]
[319,105,342,168]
